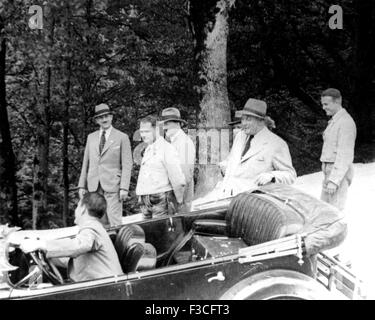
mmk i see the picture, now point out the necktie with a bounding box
[165,134,171,143]
[99,130,106,154]
[241,135,253,157]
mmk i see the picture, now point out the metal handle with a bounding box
[207,271,225,283]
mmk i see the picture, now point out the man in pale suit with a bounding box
[78,104,133,227]
[217,98,296,197]
[20,192,122,282]
[161,108,196,212]
[320,88,356,211]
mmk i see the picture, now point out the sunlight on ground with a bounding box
[294,163,375,299]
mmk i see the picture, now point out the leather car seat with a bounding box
[192,190,304,246]
[114,225,156,273]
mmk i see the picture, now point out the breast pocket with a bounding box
[255,156,265,162]
[110,144,121,158]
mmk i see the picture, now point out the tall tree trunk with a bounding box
[0,36,18,226]
[62,6,72,227]
[32,18,55,229]
[190,0,234,197]
[62,56,71,227]
[351,0,375,143]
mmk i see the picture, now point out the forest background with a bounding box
[1,0,374,229]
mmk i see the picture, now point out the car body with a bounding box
[0,184,363,300]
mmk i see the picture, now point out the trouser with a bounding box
[97,184,123,227]
[139,191,178,219]
[181,180,194,213]
[320,162,353,211]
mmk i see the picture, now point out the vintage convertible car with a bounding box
[0,184,364,300]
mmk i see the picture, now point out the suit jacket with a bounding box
[78,127,133,193]
[170,129,196,204]
[46,216,123,282]
[320,108,356,186]
[219,127,296,195]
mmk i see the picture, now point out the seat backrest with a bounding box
[114,225,156,273]
[114,225,145,262]
[226,192,304,246]
[122,242,157,273]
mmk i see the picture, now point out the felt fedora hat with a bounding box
[93,103,113,118]
[235,98,267,119]
[160,107,187,125]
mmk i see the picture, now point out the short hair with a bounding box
[321,88,342,100]
[140,115,158,127]
[81,192,107,219]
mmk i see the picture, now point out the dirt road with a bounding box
[294,163,375,299]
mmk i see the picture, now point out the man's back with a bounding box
[46,216,123,282]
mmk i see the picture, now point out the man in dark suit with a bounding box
[78,104,133,227]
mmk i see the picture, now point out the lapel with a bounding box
[240,128,269,163]
[101,128,116,156]
[93,131,100,156]
[141,139,159,165]
[141,145,152,164]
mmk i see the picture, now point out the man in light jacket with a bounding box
[136,115,186,219]
[161,108,195,212]
[320,88,356,211]
[217,98,296,197]
[20,192,123,282]
[78,104,133,227]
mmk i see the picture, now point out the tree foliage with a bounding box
[0,0,373,228]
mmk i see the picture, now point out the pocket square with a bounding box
[112,145,121,150]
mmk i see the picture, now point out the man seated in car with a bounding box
[20,192,122,282]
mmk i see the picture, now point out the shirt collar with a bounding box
[75,213,100,227]
[252,126,268,140]
[145,136,164,153]
[99,126,113,138]
[170,129,183,143]
[330,108,346,123]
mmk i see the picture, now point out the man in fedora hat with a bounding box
[217,98,296,196]
[136,115,186,219]
[161,107,196,212]
[78,103,133,227]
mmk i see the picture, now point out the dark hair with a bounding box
[81,192,107,219]
[140,115,158,127]
[321,88,342,100]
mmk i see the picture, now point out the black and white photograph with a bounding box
[1,0,374,302]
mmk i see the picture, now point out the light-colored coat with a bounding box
[136,137,186,196]
[46,216,122,282]
[170,129,196,204]
[320,108,356,186]
[78,127,133,192]
[219,127,296,195]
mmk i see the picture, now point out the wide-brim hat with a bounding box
[160,107,187,125]
[93,103,113,118]
[235,98,267,119]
